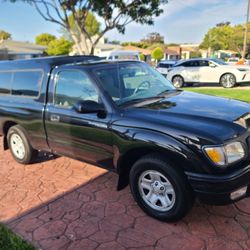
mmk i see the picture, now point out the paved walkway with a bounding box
[1,143,250,250]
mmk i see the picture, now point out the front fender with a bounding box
[112,126,207,190]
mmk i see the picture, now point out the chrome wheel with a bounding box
[220,73,236,88]
[10,133,25,160]
[138,170,176,212]
[172,76,184,88]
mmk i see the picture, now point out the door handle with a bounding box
[50,115,60,122]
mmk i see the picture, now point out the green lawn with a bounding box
[184,88,250,103]
[0,224,35,250]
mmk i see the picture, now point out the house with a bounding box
[94,43,123,58]
[164,47,181,60]
[0,40,46,60]
[122,45,152,62]
[180,43,200,59]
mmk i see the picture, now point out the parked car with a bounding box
[0,56,250,222]
[227,57,240,65]
[156,60,177,76]
[167,58,250,88]
[106,50,140,61]
[227,57,250,65]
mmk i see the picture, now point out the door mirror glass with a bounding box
[73,100,105,114]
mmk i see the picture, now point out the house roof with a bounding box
[0,40,47,55]
[123,45,152,55]
[96,43,122,51]
[164,48,180,55]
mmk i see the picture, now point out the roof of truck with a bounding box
[0,55,101,70]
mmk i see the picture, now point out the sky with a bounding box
[0,0,248,44]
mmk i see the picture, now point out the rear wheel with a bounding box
[172,75,184,88]
[129,154,194,222]
[7,125,38,164]
[220,73,236,88]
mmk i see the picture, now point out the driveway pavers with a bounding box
[0,143,250,249]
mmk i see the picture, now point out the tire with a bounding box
[172,75,184,88]
[129,154,194,222]
[7,125,38,164]
[220,73,236,88]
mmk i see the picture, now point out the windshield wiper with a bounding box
[119,96,164,107]
[157,89,180,97]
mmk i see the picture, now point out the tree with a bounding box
[35,33,56,46]
[200,25,234,51]
[151,47,164,62]
[0,30,11,40]
[190,51,202,58]
[139,53,145,61]
[200,22,250,57]
[216,21,230,27]
[47,38,73,56]
[60,11,100,42]
[7,0,168,55]
[141,32,164,45]
[230,23,250,56]
[121,41,149,49]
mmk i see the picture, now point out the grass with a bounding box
[0,224,35,250]
[184,88,250,103]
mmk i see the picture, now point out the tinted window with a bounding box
[12,70,43,97]
[199,60,209,66]
[158,63,170,68]
[0,72,12,94]
[54,70,99,108]
[183,61,199,67]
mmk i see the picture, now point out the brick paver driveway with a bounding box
[1,143,250,250]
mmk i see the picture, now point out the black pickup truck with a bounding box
[0,56,250,221]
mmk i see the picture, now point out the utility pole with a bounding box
[243,0,250,58]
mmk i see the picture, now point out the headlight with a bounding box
[204,142,245,166]
[237,68,249,72]
[225,142,245,163]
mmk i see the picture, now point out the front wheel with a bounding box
[220,73,236,88]
[129,155,194,222]
[172,75,184,88]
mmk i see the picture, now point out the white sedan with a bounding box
[167,58,250,88]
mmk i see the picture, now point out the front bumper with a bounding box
[185,165,250,205]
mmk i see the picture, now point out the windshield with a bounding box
[94,62,175,106]
[210,58,228,65]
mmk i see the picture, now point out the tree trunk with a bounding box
[69,30,85,55]
[79,32,90,55]
[90,30,109,55]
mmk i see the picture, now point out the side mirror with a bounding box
[209,64,216,68]
[73,100,105,114]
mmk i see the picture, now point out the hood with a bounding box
[135,91,250,121]
[222,65,250,71]
[120,91,250,143]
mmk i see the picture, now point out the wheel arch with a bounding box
[116,144,197,191]
[171,74,184,82]
[2,121,18,150]
[219,72,237,86]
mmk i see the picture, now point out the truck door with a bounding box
[44,68,114,169]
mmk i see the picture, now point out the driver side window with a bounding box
[54,70,99,108]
